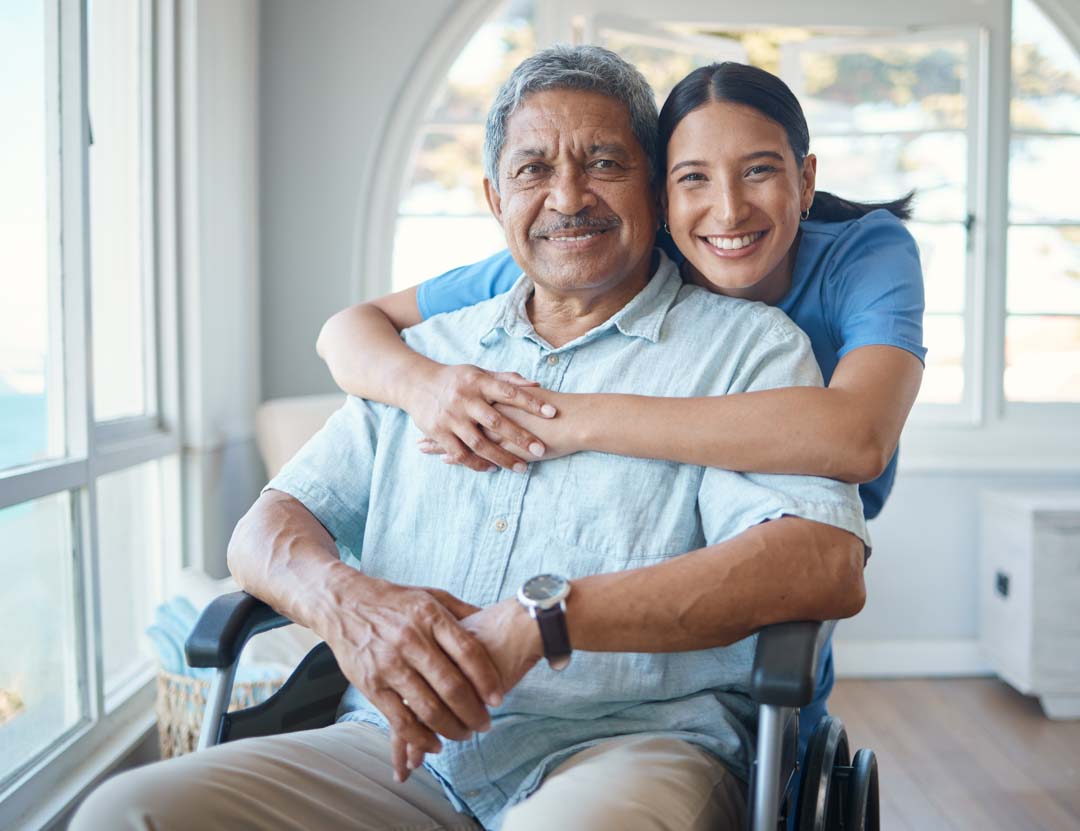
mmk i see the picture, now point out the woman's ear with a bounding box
[801,154,817,212]
[657,186,667,232]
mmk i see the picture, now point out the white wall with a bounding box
[259,0,456,400]
[255,1,1080,674]
[180,0,263,575]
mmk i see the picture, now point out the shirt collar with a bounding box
[479,249,682,350]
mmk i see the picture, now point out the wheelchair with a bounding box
[186,591,880,831]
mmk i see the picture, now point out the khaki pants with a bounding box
[72,722,746,830]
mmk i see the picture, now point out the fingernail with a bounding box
[406,759,415,770]
[488,693,503,707]
[513,462,527,474]
[540,404,557,417]
[395,772,404,783]
[487,465,498,472]
[528,442,545,458]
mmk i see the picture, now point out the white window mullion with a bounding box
[60,0,106,728]
[981,6,1013,425]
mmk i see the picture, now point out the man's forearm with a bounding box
[227,489,374,639]
[564,517,866,653]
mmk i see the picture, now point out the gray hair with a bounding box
[483,44,659,192]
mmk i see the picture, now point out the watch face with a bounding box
[520,573,569,604]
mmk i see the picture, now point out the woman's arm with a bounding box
[472,345,923,484]
[315,289,557,472]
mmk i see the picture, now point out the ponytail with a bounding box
[808,189,915,222]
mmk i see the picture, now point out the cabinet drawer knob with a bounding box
[995,571,1010,598]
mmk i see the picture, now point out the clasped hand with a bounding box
[409,363,576,472]
[326,579,541,783]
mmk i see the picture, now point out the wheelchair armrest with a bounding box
[185,590,294,669]
[750,620,836,707]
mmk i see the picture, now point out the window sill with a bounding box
[0,682,158,831]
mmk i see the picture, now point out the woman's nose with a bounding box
[713,185,751,227]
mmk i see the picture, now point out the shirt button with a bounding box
[546,354,559,365]
[494,518,508,532]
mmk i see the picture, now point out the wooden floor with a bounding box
[829,678,1080,831]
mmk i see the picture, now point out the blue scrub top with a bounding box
[417,208,926,520]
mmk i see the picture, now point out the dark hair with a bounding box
[657,62,914,222]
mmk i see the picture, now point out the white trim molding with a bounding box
[351,0,500,303]
[834,638,992,679]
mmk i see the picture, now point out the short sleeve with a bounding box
[416,249,522,320]
[698,313,869,545]
[827,211,927,364]
[265,396,381,559]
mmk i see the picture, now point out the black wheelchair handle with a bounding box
[185,590,294,668]
[750,620,835,707]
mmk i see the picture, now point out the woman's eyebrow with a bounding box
[669,159,707,174]
[741,150,786,163]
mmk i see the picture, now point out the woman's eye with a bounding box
[677,172,705,184]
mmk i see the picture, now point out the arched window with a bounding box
[388,0,1080,416]
[391,1,535,292]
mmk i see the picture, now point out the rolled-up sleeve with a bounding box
[265,396,382,559]
[697,311,869,545]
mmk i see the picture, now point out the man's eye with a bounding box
[518,163,545,176]
[591,159,618,170]
[747,165,777,177]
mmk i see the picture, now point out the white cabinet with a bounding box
[979,490,1080,720]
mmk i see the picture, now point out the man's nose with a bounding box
[545,168,598,216]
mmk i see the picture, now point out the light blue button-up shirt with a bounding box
[268,251,868,829]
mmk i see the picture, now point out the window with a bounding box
[1006,0,1080,402]
[392,1,536,292]
[0,0,181,814]
[387,0,1080,440]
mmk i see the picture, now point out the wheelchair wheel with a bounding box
[797,716,850,831]
[844,748,879,831]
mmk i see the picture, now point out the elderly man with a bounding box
[73,45,867,831]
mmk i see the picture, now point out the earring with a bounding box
[800,208,810,221]
[663,223,671,235]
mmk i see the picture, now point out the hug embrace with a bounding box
[75,45,923,831]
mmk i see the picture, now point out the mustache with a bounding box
[530,214,622,238]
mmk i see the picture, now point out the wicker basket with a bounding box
[155,670,285,759]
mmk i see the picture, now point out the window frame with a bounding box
[370,0,1080,469]
[0,0,182,821]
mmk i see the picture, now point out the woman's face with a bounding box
[663,100,816,302]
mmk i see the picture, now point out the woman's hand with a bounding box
[405,364,558,472]
[417,388,580,464]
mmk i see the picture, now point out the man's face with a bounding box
[484,89,657,296]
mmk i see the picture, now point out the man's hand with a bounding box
[391,597,543,781]
[405,363,558,472]
[322,576,504,779]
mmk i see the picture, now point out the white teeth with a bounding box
[706,231,763,250]
[547,232,599,243]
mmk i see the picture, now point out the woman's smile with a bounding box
[698,230,768,257]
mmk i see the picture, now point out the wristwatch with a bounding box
[517,573,572,671]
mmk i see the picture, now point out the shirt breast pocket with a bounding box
[547,453,705,567]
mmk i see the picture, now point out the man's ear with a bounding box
[801,154,817,212]
[483,178,503,224]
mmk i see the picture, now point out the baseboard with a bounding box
[833,638,992,678]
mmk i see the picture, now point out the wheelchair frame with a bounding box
[185,591,863,831]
